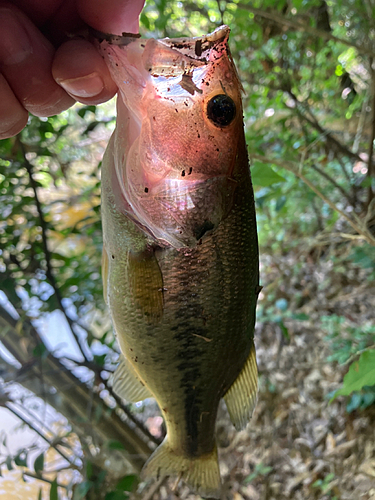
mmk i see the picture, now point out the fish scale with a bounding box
[99,25,259,498]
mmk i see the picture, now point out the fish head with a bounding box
[100,26,244,247]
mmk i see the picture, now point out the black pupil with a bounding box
[207,94,236,127]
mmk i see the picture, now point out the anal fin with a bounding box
[112,355,153,402]
[224,342,258,431]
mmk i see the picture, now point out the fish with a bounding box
[99,25,259,499]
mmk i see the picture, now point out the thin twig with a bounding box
[61,356,161,446]
[342,345,375,366]
[310,163,354,205]
[5,403,78,468]
[366,57,375,206]
[22,471,68,489]
[237,3,375,58]
[287,90,362,162]
[17,138,89,362]
[250,154,375,246]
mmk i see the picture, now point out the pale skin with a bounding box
[0,0,145,139]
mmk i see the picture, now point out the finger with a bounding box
[52,39,117,104]
[0,4,75,117]
[78,0,145,35]
[0,73,28,139]
[5,0,64,26]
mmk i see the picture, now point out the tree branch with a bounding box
[309,163,354,205]
[367,58,375,206]
[250,153,375,246]
[16,138,90,362]
[287,90,363,163]
[4,403,77,467]
[0,304,154,471]
[237,3,375,58]
[22,471,68,489]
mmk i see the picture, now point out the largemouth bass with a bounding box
[99,26,259,498]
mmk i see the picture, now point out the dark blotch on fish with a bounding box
[193,221,215,241]
[195,39,202,57]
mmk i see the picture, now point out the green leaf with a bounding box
[251,162,286,186]
[73,480,93,500]
[116,474,137,492]
[108,440,125,450]
[34,452,45,474]
[77,105,96,118]
[14,450,27,467]
[50,479,59,500]
[105,492,129,500]
[292,313,309,321]
[33,343,48,359]
[332,350,375,400]
[38,488,43,500]
[6,456,13,471]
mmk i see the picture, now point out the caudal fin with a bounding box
[142,439,221,499]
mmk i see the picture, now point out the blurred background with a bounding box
[0,0,375,499]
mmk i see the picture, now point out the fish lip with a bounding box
[93,25,230,59]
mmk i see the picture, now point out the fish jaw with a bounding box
[99,26,244,248]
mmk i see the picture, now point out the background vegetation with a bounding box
[0,0,374,499]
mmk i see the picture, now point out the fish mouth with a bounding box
[94,25,230,60]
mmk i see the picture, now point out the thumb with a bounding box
[77,0,145,35]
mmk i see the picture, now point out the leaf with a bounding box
[6,456,13,471]
[116,474,137,492]
[332,350,375,400]
[50,479,59,500]
[14,450,27,467]
[73,480,93,500]
[77,105,96,118]
[34,452,45,474]
[38,488,43,500]
[251,162,286,186]
[105,492,129,500]
[33,343,48,359]
[108,440,125,450]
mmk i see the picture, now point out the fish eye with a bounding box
[206,94,236,127]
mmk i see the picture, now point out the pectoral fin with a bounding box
[102,244,109,305]
[224,342,258,431]
[112,355,153,402]
[128,249,164,323]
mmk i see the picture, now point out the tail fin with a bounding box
[142,439,221,499]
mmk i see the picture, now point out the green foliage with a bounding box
[323,315,375,365]
[244,462,273,484]
[33,452,45,475]
[349,244,375,280]
[323,315,375,409]
[312,472,338,499]
[251,162,286,187]
[332,350,375,399]
[49,479,59,500]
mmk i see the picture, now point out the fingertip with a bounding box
[78,0,144,34]
[0,73,28,139]
[52,39,117,104]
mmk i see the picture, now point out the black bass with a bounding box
[99,26,259,499]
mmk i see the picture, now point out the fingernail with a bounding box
[57,72,105,98]
[0,9,33,65]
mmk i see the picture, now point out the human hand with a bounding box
[0,0,145,139]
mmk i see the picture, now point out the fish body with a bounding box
[100,26,259,498]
